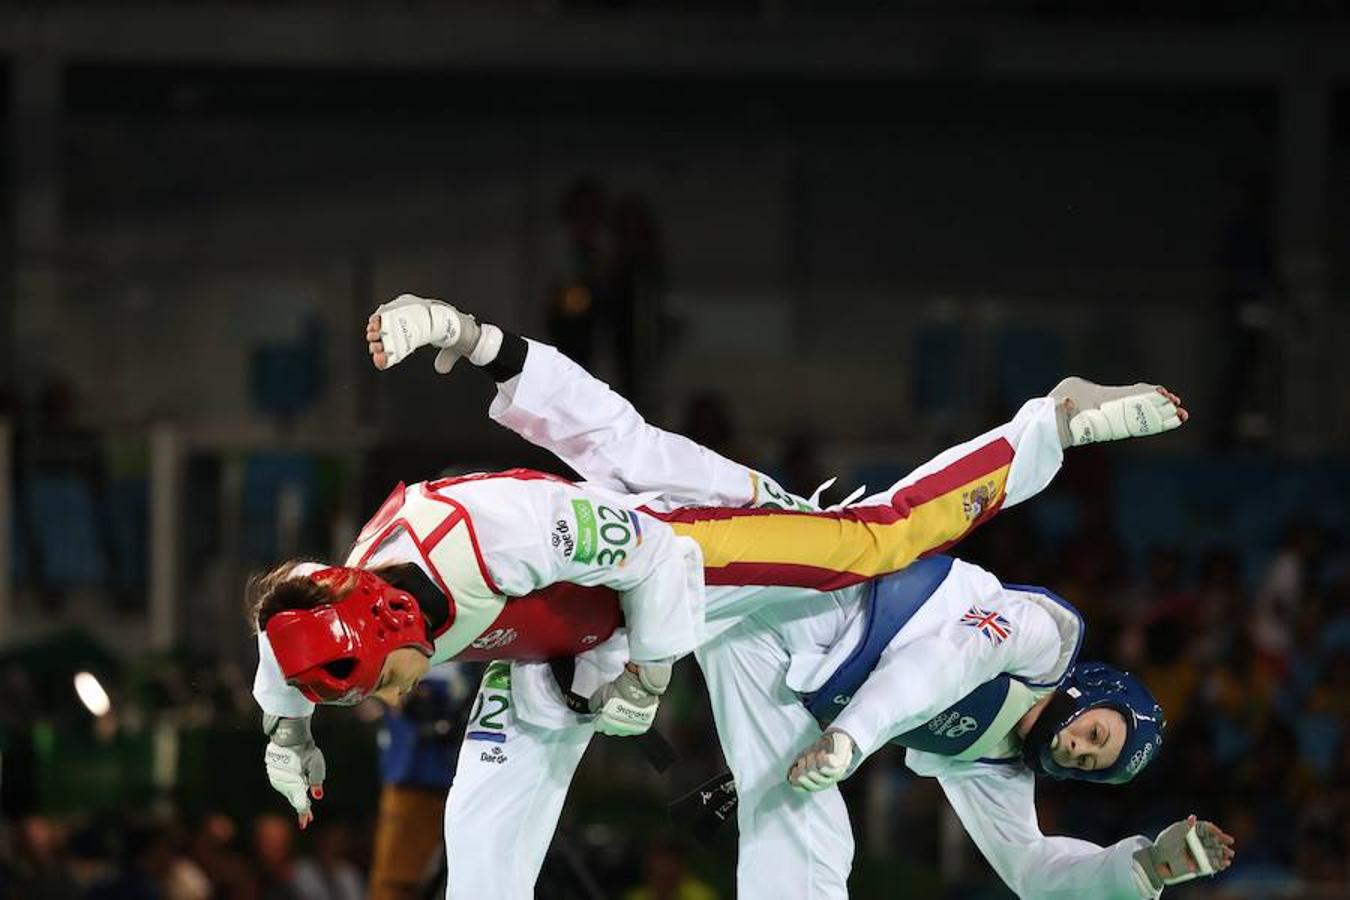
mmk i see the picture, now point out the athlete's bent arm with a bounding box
[939,765,1156,900]
[934,765,1232,900]
[254,629,315,719]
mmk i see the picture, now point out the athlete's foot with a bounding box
[366,314,390,369]
[1050,378,1188,448]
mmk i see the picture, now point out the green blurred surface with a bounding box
[9,717,380,821]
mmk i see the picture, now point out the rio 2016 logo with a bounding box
[1126,741,1154,776]
[944,716,979,738]
[925,711,980,739]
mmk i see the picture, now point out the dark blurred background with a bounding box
[1,2,1349,898]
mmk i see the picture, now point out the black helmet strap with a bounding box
[1020,689,1083,773]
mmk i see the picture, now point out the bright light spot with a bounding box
[74,672,111,717]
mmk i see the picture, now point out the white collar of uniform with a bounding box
[1010,589,1085,688]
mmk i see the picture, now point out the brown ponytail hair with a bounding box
[245,561,404,632]
[245,560,336,633]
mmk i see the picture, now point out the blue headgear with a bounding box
[1021,661,1165,785]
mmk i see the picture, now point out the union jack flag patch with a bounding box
[960,606,1012,645]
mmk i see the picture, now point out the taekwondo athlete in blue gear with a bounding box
[801,559,1164,780]
[760,552,1220,900]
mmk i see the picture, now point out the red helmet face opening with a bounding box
[265,567,433,705]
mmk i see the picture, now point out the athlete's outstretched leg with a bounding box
[661,397,1043,595]
[664,378,1183,599]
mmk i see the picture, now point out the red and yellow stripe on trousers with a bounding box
[655,439,1014,591]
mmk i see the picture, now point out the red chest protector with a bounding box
[452,581,625,661]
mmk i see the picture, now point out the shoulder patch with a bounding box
[570,499,598,563]
[960,606,1013,646]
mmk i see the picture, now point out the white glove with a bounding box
[1049,377,1184,448]
[787,729,855,792]
[263,715,326,828]
[1132,815,1235,892]
[588,661,671,737]
[373,294,499,374]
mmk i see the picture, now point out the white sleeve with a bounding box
[488,340,774,508]
[829,635,986,759]
[936,765,1157,900]
[252,631,316,719]
[854,396,1064,511]
[456,477,706,663]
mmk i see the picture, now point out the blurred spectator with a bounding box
[292,822,363,900]
[1214,173,1281,447]
[1139,547,1198,624]
[369,665,477,900]
[680,391,745,464]
[621,838,717,900]
[778,433,826,502]
[545,181,668,408]
[0,815,81,900]
[1051,501,1128,649]
[609,193,666,406]
[546,178,611,370]
[88,822,209,900]
[1204,630,1278,761]
[1139,617,1199,727]
[1191,548,1247,664]
[1253,522,1326,662]
[252,814,301,900]
[1304,653,1350,723]
[188,813,256,900]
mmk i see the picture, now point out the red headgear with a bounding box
[265,567,434,705]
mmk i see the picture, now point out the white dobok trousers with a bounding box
[443,619,852,900]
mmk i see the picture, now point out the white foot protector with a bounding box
[1049,377,1183,447]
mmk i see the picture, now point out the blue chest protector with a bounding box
[803,556,1022,758]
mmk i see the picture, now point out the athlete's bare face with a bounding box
[1051,708,1128,772]
[370,647,431,707]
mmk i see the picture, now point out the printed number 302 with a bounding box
[596,505,634,566]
